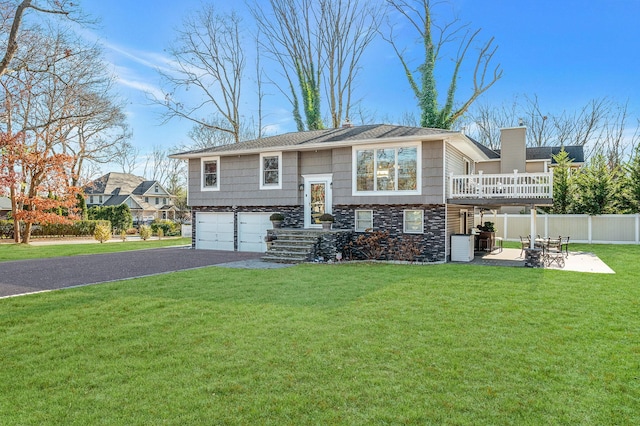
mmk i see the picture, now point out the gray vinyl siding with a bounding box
[188,152,301,207]
[332,140,445,205]
[299,150,332,174]
[445,143,469,177]
[188,139,447,207]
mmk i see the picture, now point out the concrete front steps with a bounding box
[262,229,322,263]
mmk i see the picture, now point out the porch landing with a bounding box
[469,248,614,274]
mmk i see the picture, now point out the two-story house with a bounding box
[171,124,580,261]
[83,172,178,225]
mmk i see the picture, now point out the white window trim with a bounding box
[260,152,282,190]
[352,142,422,196]
[354,209,374,232]
[201,156,220,192]
[403,209,424,234]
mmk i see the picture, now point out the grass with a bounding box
[0,243,638,424]
[0,237,191,262]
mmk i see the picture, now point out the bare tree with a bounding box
[458,98,519,149]
[462,95,640,165]
[0,0,84,77]
[186,115,257,150]
[157,5,245,143]
[112,138,139,174]
[251,0,381,130]
[383,0,502,129]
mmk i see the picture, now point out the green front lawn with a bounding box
[0,237,191,262]
[0,244,638,424]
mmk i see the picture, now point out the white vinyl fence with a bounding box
[475,213,640,244]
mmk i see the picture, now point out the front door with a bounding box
[303,174,332,228]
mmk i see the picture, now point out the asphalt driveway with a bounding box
[0,247,271,298]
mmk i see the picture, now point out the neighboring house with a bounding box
[83,172,178,225]
[0,197,11,219]
[171,124,577,261]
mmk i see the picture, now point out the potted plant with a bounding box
[318,213,334,230]
[477,221,496,251]
[264,232,277,249]
[269,212,284,228]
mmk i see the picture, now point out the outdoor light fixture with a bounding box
[299,183,304,191]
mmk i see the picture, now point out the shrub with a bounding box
[318,213,334,222]
[139,225,152,241]
[120,230,127,241]
[269,212,284,221]
[0,220,14,239]
[88,205,133,232]
[157,228,164,240]
[94,224,111,243]
[150,219,179,236]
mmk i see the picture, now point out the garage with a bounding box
[238,212,272,252]
[195,212,234,250]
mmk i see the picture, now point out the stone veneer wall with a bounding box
[190,204,446,262]
[190,206,305,248]
[332,204,447,262]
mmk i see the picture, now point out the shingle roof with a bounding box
[172,124,461,156]
[133,181,157,195]
[493,145,584,163]
[467,136,500,159]
[102,195,129,206]
[84,172,146,195]
[526,145,585,163]
[0,197,11,210]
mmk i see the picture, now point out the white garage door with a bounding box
[238,212,272,252]
[195,212,234,250]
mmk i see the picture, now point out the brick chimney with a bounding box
[500,127,526,174]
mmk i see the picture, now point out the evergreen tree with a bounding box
[572,154,618,215]
[551,149,573,213]
[626,145,640,212]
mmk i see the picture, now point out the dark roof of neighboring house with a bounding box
[102,195,129,206]
[133,181,157,195]
[492,145,585,163]
[173,124,461,156]
[526,145,585,163]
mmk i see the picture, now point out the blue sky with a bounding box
[78,0,640,171]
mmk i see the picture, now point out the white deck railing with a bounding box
[449,171,553,199]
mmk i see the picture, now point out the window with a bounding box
[155,197,159,205]
[98,195,103,203]
[403,210,424,234]
[201,157,220,191]
[163,198,167,204]
[154,184,159,193]
[89,196,94,204]
[355,210,373,232]
[145,197,149,203]
[260,152,282,189]
[353,144,420,195]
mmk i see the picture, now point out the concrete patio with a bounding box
[468,248,615,274]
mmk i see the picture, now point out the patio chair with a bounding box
[542,236,565,268]
[560,236,570,257]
